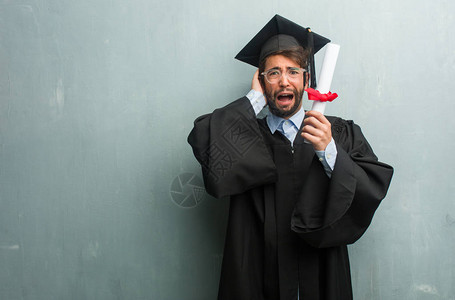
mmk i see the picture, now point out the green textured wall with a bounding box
[0,0,454,299]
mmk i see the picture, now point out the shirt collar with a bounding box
[266,104,305,134]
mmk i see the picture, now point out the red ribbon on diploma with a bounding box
[305,88,338,102]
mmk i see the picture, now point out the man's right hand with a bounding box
[251,69,264,97]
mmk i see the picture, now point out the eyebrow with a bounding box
[267,66,300,71]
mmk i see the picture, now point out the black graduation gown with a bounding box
[187,97,393,300]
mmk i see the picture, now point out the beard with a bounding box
[265,87,304,118]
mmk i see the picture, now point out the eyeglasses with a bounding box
[261,67,306,84]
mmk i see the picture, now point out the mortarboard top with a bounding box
[235,14,331,88]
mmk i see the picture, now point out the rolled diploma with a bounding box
[310,43,340,114]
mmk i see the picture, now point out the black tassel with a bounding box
[307,28,317,89]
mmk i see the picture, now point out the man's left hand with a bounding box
[301,110,332,151]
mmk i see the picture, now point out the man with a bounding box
[188,15,393,300]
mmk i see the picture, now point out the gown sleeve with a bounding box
[187,97,277,198]
[291,117,394,248]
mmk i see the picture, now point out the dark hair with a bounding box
[258,46,310,86]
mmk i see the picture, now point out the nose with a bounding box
[279,73,290,87]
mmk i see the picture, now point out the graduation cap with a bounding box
[235,14,330,88]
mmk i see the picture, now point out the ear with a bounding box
[304,72,310,89]
[259,76,266,92]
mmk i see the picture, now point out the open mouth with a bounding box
[276,93,294,105]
